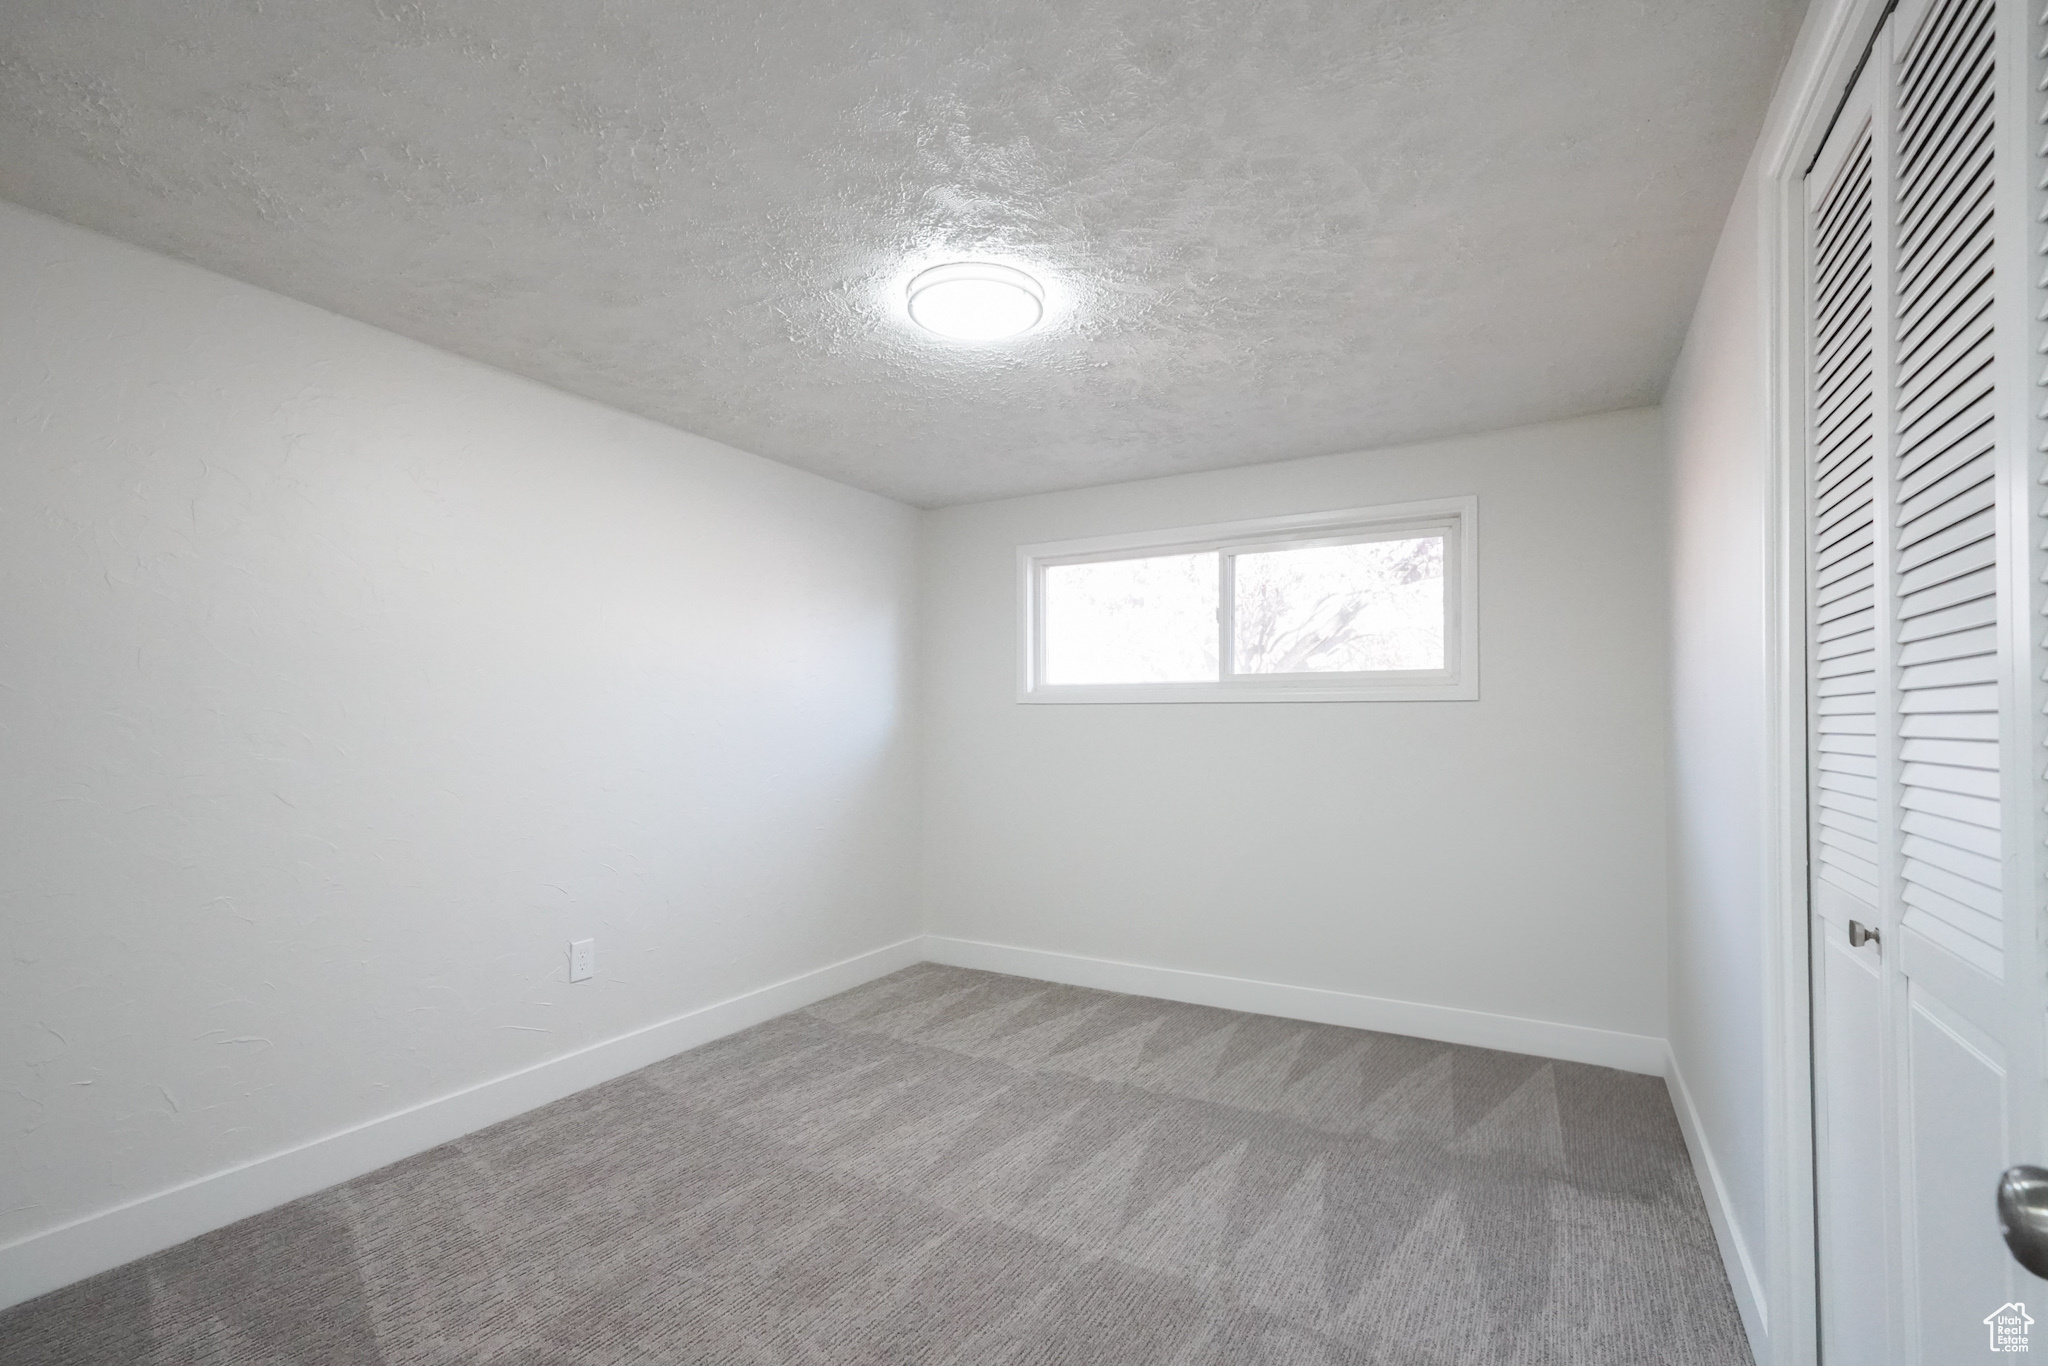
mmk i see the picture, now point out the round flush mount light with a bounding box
[906,262,1044,340]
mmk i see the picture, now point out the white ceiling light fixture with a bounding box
[906,262,1045,341]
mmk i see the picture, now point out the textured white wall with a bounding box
[918,410,1670,1040]
[0,201,920,1250]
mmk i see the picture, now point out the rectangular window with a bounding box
[1018,497,1477,702]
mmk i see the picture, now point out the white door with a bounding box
[1802,0,2048,1359]
[1806,55,1895,1363]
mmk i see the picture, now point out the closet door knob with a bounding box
[1848,920,1880,949]
[1999,1167,2048,1278]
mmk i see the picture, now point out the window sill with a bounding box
[1017,678,1479,704]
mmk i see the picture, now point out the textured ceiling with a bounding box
[0,0,1805,506]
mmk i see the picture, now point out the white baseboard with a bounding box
[921,935,1668,1075]
[1666,1046,1768,1363]
[0,935,924,1314]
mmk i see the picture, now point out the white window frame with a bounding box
[1016,495,1479,704]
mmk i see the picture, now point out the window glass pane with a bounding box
[1043,552,1219,684]
[1232,536,1444,673]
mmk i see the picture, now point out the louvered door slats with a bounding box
[1817,145,1873,238]
[1896,409,1991,494]
[1897,307,1992,418]
[1815,272,1873,354]
[1818,494,1876,547]
[1818,495,1873,547]
[1899,755,1998,794]
[1819,767,1878,796]
[1898,161,1992,278]
[1899,573,1995,623]
[1824,543,1877,577]
[1817,371,1873,439]
[1896,108,1993,246]
[1897,104,1991,239]
[1905,847,2003,900]
[1818,430,1874,481]
[1820,576,1875,611]
[1823,641,1878,670]
[1901,627,1998,669]
[1897,296,1991,390]
[1897,459,1993,526]
[1897,0,1992,148]
[1816,207,1871,292]
[1903,803,1998,850]
[1892,254,1990,358]
[1897,507,1995,573]
[1818,482,1874,535]
[1812,125,1883,902]
[1896,230,1992,334]
[1820,637,1877,668]
[1898,530,1993,588]
[1814,274,1873,354]
[1900,595,1995,643]
[1891,0,2003,975]
[1897,292,1991,389]
[1897,477,1994,540]
[1899,707,1999,738]
[1900,783,1997,822]
[1897,0,1977,94]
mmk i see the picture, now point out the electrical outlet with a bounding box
[569,938,595,983]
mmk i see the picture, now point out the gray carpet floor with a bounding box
[0,965,1750,1364]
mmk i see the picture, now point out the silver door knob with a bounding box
[1998,1166,2048,1278]
[1849,920,1880,949]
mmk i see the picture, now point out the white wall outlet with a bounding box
[569,938,595,983]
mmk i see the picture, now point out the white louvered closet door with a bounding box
[1807,59,1893,1364]
[1804,0,2048,1358]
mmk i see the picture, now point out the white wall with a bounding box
[0,202,919,1272]
[1660,3,1851,1356]
[919,409,1671,1053]
[1662,166,1775,1325]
